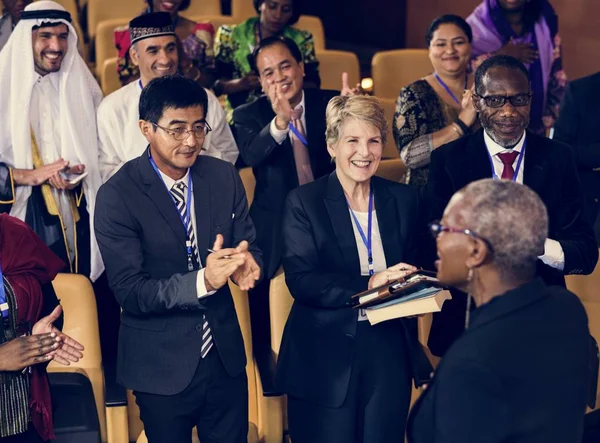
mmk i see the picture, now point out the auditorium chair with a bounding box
[231,0,256,21]
[378,97,401,160]
[132,281,283,443]
[48,273,129,443]
[372,49,432,99]
[238,167,256,207]
[95,18,127,77]
[100,57,121,96]
[375,158,407,182]
[179,0,221,18]
[87,0,140,40]
[566,254,600,411]
[294,15,325,50]
[316,49,359,92]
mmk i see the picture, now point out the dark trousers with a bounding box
[287,320,413,443]
[134,349,248,443]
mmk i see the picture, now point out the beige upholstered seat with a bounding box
[316,49,359,92]
[372,49,431,99]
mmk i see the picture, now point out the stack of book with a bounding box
[352,270,451,325]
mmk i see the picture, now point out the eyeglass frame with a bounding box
[428,221,495,255]
[151,121,213,141]
[472,92,533,109]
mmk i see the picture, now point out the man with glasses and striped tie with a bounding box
[94,74,261,443]
[425,54,598,358]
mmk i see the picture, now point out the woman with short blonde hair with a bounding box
[277,93,431,443]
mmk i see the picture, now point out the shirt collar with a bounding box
[158,167,191,191]
[293,90,305,112]
[484,129,526,156]
[33,71,60,92]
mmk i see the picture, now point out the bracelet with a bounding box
[451,123,462,137]
[455,118,471,136]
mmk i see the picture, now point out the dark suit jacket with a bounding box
[233,89,337,279]
[554,72,600,227]
[408,279,590,443]
[426,129,598,355]
[276,172,432,408]
[94,151,262,395]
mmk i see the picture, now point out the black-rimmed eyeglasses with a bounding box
[429,221,495,255]
[473,93,532,109]
[152,121,212,141]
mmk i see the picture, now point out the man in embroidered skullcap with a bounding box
[0,0,33,51]
[97,12,238,182]
[0,0,103,281]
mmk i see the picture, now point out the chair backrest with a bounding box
[87,0,140,39]
[179,0,221,19]
[294,15,325,50]
[566,254,600,411]
[374,158,407,183]
[377,97,400,160]
[95,18,128,77]
[372,49,431,99]
[101,57,121,96]
[230,0,256,22]
[48,273,106,441]
[269,268,294,358]
[238,167,256,207]
[316,49,359,92]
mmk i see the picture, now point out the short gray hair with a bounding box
[325,95,388,147]
[455,179,548,280]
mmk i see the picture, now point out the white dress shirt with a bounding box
[30,73,77,261]
[483,130,565,270]
[97,81,239,182]
[269,91,307,144]
[348,208,387,321]
[157,168,216,299]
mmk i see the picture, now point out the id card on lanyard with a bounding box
[347,190,375,276]
[487,139,527,182]
[148,155,197,271]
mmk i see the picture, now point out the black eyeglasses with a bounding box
[473,93,532,109]
[429,221,495,255]
[152,122,212,141]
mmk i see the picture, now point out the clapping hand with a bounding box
[32,305,84,366]
[499,38,538,64]
[341,72,363,96]
[459,84,477,127]
[368,262,418,289]
[230,240,261,291]
[264,80,293,130]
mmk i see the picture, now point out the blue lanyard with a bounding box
[148,155,196,271]
[487,138,527,182]
[138,79,143,90]
[289,122,308,147]
[347,190,374,276]
[0,263,7,319]
[434,72,467,105]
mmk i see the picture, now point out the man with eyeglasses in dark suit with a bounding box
[426,54,598,357]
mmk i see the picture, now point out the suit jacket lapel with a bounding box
[447,130,493,189]
[372,177,403,268]
[324,172,361,275]
[191,164,211,267]
[522,132,549,199]
[138,150,187,245]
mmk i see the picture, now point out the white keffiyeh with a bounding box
[0,1,104,280]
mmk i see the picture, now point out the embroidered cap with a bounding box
[129,12,175,45]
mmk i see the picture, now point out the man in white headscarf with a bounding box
[0,0,104,282]
[97,12,238,182]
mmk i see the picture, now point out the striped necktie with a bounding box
[170,181,214,358]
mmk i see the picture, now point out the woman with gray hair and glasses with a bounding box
[408,178,592,443]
